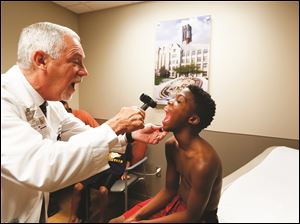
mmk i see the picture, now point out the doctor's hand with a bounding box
[106,106,145,135]
[132,123,168,145]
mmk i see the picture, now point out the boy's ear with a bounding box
[188,115,200,126]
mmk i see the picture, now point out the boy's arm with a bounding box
[121,161,131,180]
[125,139,179,221]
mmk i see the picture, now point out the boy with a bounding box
[69,143,133,223]
[110,85,222,223]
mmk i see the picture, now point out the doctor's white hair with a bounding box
[17,22,80,69]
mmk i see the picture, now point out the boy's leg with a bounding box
[98,186,109,222]
[108,199,152,223]
[109,196,187,222]
[96,172,120,222]
[69,182,84,223]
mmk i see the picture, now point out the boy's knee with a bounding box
[99,186,108,195]
[74,182,84,191]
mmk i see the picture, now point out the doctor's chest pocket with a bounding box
[56,125,62,141]
[47,123,63,141]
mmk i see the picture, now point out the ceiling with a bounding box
[52,1,143,14]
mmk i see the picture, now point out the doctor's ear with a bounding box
[33,51,47,69]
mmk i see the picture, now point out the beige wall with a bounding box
[78,1,299,140]
[2,1,298,139]
[1,1,80,109]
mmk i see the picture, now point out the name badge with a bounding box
[25,107,49,138]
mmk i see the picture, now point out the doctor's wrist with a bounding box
[106,119,125,136]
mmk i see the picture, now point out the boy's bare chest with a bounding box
[174,151,192,179]
[175,155,193,202]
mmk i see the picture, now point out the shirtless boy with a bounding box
[110,85,222,223]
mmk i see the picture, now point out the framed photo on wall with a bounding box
[154,15,211,105]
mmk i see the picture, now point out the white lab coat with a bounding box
[1,65,127,223]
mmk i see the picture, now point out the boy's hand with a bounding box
[121,173,130,180]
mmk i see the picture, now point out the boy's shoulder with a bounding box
[192,143,222,178]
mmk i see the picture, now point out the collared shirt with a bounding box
[1,65,127,223]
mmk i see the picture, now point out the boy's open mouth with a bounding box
[162,108,171,126]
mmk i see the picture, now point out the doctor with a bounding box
[1,22,167,223]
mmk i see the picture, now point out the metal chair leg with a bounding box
[124,171,128,211]
[85,188,90,222]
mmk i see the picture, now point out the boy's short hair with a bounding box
[188,85,216,132]
[60,100,72,113]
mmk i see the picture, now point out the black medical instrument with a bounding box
[139,93,157,110]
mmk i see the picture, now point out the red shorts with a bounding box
[123,195,187,219]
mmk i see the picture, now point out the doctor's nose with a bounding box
[78,64,88,77]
